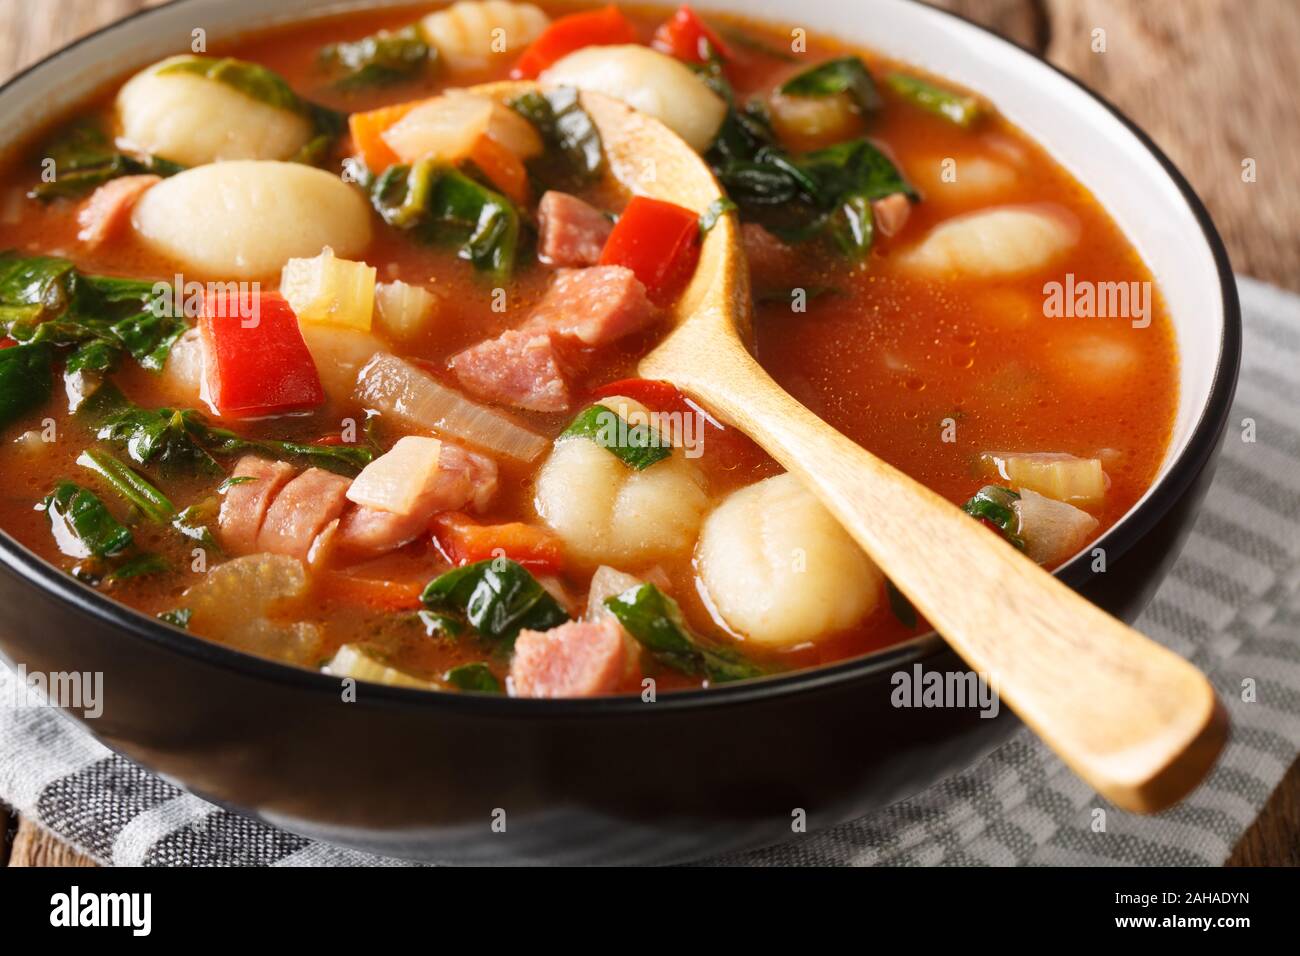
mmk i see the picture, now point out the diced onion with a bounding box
[584,565,642,621]
[484,100,544,159]
[280,246,377,331]
[325,644,434,688]
[374,280,439,339]
[355,353,547,461]
[981,451,1107,508]
[381,92,492,164]
[347,435,443,514]
[1014,488,1099,565]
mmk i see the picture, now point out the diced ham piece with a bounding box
[740,223,799,291]
[537,191,613,268]
[218,456,296,555]
[872,192,912,238]
[450,327,570,412]
[527,265,657,347]
[76,174,160,248]
[256,467,353,560]
[509,617,627,698]
[335,443,499,557]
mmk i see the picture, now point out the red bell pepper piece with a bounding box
[432,512,565,574]
[199,291,323,418]
[599,196,701,305]
[652,5,731,65]
[0,337,17,349]
[510,4,638,79]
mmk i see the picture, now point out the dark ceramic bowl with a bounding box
[0,0,1240,863]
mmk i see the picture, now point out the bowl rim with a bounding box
[0,0,1242,716]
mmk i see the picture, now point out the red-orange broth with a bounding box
[0,2,1177,694]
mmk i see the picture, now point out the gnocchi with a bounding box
[534,397,708,566]
[419,1,550,73]
[130,161,372,280]
[696,473,883,648]
[540,45,727,152]
[900,205,1078,278]
[116,56,313,166]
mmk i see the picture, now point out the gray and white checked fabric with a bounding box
[2,276,1297,867]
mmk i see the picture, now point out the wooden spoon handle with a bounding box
[652,338,1226,813]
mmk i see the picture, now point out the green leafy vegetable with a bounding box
[157,56,346,164]
[699,197,738,234]
[0,252,185,380]
[158,607,192,629]
[105,553,169,583]
[27,122,184,202]
[719,27,798,63]
[80,386,374,477]
[39,481,133,557]
[885,72,981,128]
[604,583,764,683]
[77,449,174,524]
[443,662,502,693]
[421,559,569,646]
[419,610,465,639]
[319,24,434,90]
[561,404,671,471]
[508,86,604,187]
[702,68,914,259]
[884,579,918,630]
[779,56,882,114]
[0,341,53,430]
[369,160,519,277]
[962,485,1025,550]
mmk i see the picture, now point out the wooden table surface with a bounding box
[1,0,1296,867]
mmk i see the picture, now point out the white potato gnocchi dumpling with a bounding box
[131,161,372,280]
[913,154,1018,201]
[420,1,549,73]
[900,205,1078,279]
[541,45,727,152]
[696,473,883,648]
[535,397,708,565]
[116,56,314,167]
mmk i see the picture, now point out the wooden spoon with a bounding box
[479,82,1227,813]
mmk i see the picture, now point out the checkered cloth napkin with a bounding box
[2,277,1297,866]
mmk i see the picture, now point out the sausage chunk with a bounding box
[537,191,613,268]
[256,467,352,560]
[450,328,570,412]
[528,265,657,346]
[509,617,627,698]
[217,456,296,555]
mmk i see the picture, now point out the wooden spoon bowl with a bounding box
[476,82,1228,813]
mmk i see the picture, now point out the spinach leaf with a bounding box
[561,403,671,471]
[40,481,133,558]
[369,161,519,278]
[779,56,882,114]
[604,583,764,683]
[421,559,569,646]
[105,552,170,583]
[885,579,918,630]
[443,662,502,693]
[319,24,434,90]
[962,485,1025,550]
[79,386,373,477]
[77,449,174,524]
[699,197,738,235]
[158,607,193,629]
[508,87,604,187]
[157,56,345,164]
[0,342,53,430]
[27,122,184,202]
[0,252,185,379]
[885,72,981,128]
